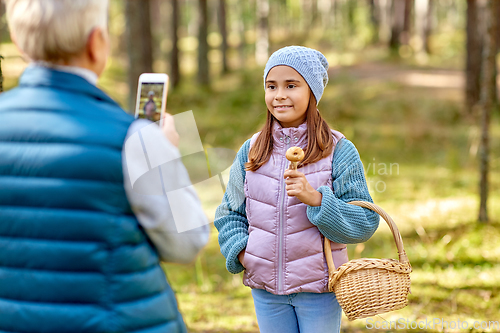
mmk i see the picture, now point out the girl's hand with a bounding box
[161,113,180,147]
[283,169,322,206]
[238,250,246,268]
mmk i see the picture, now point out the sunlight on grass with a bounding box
[177,291,258,333]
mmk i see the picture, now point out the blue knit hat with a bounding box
[263,46,329,105]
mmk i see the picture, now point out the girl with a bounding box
[214,46,379,333]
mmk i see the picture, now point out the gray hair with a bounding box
[5,0,108,62]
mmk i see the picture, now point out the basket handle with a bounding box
[324,201,409,275]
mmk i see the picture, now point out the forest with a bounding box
[1,0,499,332]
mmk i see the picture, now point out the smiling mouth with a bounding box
[274,105,293,110]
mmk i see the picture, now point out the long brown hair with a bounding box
[245,92,334,171]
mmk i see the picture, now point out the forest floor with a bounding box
[335,62,463,96]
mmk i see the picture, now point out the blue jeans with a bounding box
[251,289,342,333]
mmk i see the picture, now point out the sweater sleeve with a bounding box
[214,139,251,274]
[306,138,380,244]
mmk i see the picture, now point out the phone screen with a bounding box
[135,82,165,122]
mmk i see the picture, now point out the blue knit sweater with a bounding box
[214,138,380,274]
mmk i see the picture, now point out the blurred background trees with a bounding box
[1,0,497,107]
[112,0,497,114]
[0,0,498,224]
[1,1,499,331]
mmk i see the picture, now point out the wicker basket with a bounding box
[324,201,412,321]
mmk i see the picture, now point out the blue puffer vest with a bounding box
[0,66,186,333]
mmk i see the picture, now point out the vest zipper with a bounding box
[278,135,290,294]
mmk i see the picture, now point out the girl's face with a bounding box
[265,65,311,128]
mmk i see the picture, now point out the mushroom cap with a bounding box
[286,146,305,162]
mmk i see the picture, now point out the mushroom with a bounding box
[286,147,305,170]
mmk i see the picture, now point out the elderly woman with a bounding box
[0,1,209,332]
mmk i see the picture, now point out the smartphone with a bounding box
[134,73,169,125]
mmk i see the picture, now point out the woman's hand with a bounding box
[283,169,322,206]
[161,113,180,147]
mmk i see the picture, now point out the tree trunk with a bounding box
[171,0,180,88]
[150,0,162,37]
[218,0,229,73]
[368,0,380,43]
[415,0,432,54]
[197,0,210,86]
[495,0,500,104]
[255,0,269,66]
[478,0,498,223]
[466,0,483,114]
[497,1,500,52]
[423,0,433,53]
[401,0,413,45]
[378,0,392,43]
[125,0,154,112]
[150,0,167,71]
[389,0,406,51]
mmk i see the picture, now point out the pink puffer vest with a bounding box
[243,121,348,295]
